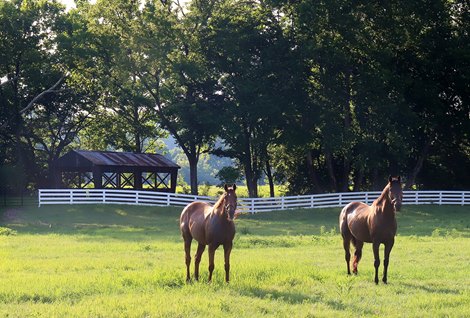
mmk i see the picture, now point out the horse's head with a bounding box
[388,176,403,212]
[223,184,238,221]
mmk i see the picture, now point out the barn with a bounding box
[53,150,180,193]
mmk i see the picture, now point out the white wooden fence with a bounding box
[38,189,470,213]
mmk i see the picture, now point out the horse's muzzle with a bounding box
[225,205,236,221]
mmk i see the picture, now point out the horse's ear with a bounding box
[224,184,228,191]
[388,175,393,183]
[232,184,237,191]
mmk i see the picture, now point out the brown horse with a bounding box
[339,176,403,284]
[180,184,237,283]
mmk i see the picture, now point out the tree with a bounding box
[81,0,223,194]
[215,166,243,186]
[0,0,75,188]
[204,0,302,197]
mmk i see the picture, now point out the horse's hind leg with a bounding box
[194,243,206,281]
[183,234,192,282]
[342,235,352,275]
[340,217,352,275]
[382,239,394,284]
[352,239,363,275]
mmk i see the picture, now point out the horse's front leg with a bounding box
[382,239,394,284]
[207,244,217,283]
[223,242,233,283]
[372,241,380,284]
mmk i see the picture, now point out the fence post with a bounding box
[310,195,314,208]
[339,193,342,207]
[251,199,255,214]
[102,190,106,203]
[415,192,418,204]
[462,193,465,206]
[281,196,285,210]
[38,190,41,207]
[167,193,171,206]
[365,192,369,204]
[439,192,442,205]
[70,190,73,204]
[136,191,139,205]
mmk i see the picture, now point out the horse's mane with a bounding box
[375,184,391,205]
[213,193,226,212]
[375,178,400,206]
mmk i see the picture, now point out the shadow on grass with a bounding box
[401,283,461,295]
[238,205,470,237]
[239,286,319,305]
[238,286,375,315]
[1,204,469,239]
[1,204,183,240]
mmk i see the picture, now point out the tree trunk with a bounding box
[341,69,352,192]
[241,126,258,198]
[325,151,337,191]
[406,137,433,189]
[353,168,364,192]
[188,156,198,195]
[371,167,381,190]
[265,159,275,197]
[306,150,323,193]
[341,159,351,192]
[134,132,142,153]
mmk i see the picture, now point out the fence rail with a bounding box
[38,189,470,213]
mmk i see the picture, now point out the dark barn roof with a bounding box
[55,150,180,170]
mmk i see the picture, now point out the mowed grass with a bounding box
[0,203,469,317]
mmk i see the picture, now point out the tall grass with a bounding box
[0,204,469,317]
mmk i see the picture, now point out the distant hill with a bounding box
[162,137,236,185]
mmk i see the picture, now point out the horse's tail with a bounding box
[339,204,352,239]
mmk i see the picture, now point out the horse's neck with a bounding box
[373,186,394,216]
[212,197,225,217]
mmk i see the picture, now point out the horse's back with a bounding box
[340,201,372,243]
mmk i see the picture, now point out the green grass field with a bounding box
[0,203,469,317]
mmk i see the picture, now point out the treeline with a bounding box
[0,0,468,196]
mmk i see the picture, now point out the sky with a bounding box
[58,0,76,10]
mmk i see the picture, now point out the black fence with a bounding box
[0,190,38,207]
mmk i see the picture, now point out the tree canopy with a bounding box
[0,0,468,196]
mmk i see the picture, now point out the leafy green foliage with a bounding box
[0,0,468,195]
[215,166,243,186]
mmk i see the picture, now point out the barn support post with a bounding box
[170,170,177,193]
[134,170,143,189]
[93,167,103,189]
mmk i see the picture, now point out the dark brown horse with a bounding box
[180,184,237,283]
[339,176,403,284]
